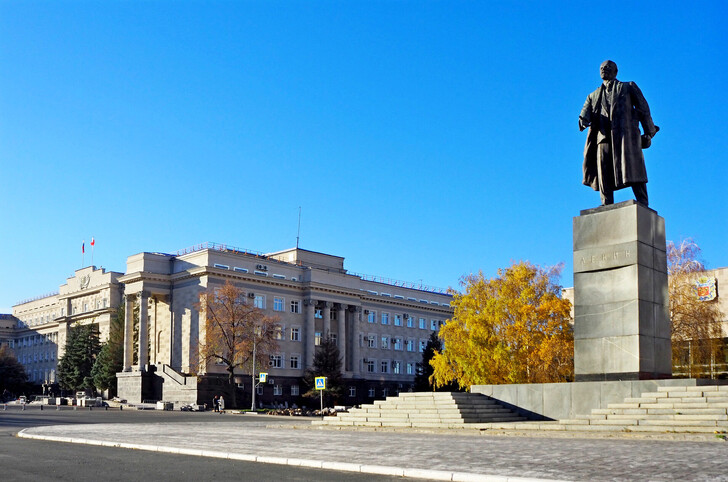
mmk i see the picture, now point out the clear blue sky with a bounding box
[1,1,726,312]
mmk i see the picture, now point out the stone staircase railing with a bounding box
[313,392,526,428]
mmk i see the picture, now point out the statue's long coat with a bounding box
[580,81,657,191]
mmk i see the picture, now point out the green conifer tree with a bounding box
[303,335,344,405]
[57,323,101,393]
[91,307,124,394]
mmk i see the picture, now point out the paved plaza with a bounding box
[15,411,728,481]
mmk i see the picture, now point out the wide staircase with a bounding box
[557,385,728,433]
[313,392,526,428]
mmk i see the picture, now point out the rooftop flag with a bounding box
[91,237,95,247]
[82,241,85,254]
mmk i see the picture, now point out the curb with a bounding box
[16,429,564,482]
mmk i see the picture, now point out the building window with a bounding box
[381,361,389,373]
[290,300,300,314]
[419,318,426,329]
[290,327,300,342]
[290,355,300,369]
[381,313,390,325]
[269,355,282,368]
[394,314,402,326]
[273,297,284,312]
[406,316,414,328]
[366,360,375,373]
[393,338,403,351]
[382,388,389,397]
[315,332,322,346]
[381,336,389,349]
[254,295,265,309]
[419,340,427,352]
[368,387,376,398]
[349,386,356,397]
[392,361,401,374]
[274,326,284,340]
[315,309,322,319]
[407,362,415,375]
[274,385,283,396]
[257,385,263,395]
[330,310,337,321]
[330,333,337,345]
[431,319,438,330]
[291,385,299,396]
[406,339,415,352]
[367,335,376,348]
[367,311,376,323]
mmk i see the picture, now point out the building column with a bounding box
[350,306,361,376]
[137,291,149,370]
[322,301,331,337]
[337,304,346,371]
[57,321,70,361]
[304,299,315,367]
[150,296,157,365]
[123,295,134,371]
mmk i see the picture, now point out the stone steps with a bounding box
[314,392,526,428]
[558,384,728,433]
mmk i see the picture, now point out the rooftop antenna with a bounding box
[296,206,301,249]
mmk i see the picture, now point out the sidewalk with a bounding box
[17,415,728,481]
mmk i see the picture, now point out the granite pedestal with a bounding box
[573,200,670,381]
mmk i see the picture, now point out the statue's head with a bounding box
[600,60,618,81]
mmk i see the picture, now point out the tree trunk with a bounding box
[227,366,237,408]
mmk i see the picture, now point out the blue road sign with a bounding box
[315,377,326,390]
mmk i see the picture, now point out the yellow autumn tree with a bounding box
[431,261,573,389]
[668,239,723,378]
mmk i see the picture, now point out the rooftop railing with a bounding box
[351,272,451,295]
[174,242,451,296]
[174,241,266,258]
[15,291,60,306]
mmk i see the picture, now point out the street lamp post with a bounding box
[250,333,257,411]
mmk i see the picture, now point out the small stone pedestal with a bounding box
[573,200,671,381]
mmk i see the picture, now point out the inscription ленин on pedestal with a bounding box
[580,249,632,268]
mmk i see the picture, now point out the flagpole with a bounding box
[82,240,85,268]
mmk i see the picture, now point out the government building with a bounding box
[8,242,453,407]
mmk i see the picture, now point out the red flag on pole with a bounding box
[82,241,85,254]
[91,237,95,247]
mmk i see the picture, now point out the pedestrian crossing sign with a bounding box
[315,377,326,390]
[259,373,268,383]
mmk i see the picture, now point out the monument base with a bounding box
[573,200,671,381]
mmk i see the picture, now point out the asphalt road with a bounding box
[0,406,415,482]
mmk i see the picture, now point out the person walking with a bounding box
[213,395,219,413]
[218,395,225,414]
